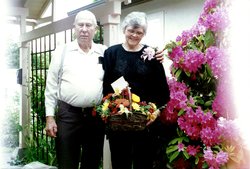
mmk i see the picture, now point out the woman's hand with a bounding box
[146,109,160,126]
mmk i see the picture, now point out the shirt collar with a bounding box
[69,40,102,55]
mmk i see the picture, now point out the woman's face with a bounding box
[124,26,145,47]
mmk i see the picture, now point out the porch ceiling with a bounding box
[6,0,51,21]
[6,0,151,21]
[5,0,152,27]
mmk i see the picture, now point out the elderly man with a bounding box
[45,10,106,169]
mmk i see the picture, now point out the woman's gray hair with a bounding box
[121,11,148,34]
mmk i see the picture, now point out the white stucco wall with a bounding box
[119,0,204,49]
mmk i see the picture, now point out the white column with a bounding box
[19,42,30,148]
[99,8,121,46]
[19,14,30,149]
[99,0,132,46]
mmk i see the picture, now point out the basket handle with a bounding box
[127,86,132,111]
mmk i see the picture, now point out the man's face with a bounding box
[74,16,96,43]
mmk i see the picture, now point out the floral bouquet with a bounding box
[95,87,160,131]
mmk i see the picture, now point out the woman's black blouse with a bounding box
[103,44,170,107]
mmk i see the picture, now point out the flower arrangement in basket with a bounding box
[95,87,160,131]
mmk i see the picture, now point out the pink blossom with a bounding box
[162,79,189,122]
[162,100,180,122]
[177,108,202,140]
[199,8,229,32]
[216,151,229,165]
[191,24,207,36]
[200,111,216,128]
[178,143,185,152]
[169,46,185,68]
[177,107,223,146]
[204,147,229,169]
[186,145,200,156]
[200,127,222,146]
[218,118,242,145]
[176,30,194,46]
[204,147,214,161]
[182,50,206,73]
[169,48,206,73]
[188,96,195,105]
[212,78,235,118]
[176,24,206,47]
[205,46,227,78]
[203,0,219,13]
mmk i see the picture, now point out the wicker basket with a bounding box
[108,112,148,131]
[107,87,149,131]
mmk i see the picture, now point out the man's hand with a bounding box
[45,116,57,138]
[155,49,165,63]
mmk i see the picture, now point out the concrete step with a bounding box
[0,147,57,169]
[0,147,23,169]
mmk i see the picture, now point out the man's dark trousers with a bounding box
[55,101,105,169]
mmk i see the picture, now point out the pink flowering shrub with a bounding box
[162,0,247,168]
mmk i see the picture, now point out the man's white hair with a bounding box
[74,10,97,27]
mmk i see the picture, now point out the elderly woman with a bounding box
[103,11,170,169]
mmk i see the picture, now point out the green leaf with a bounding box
[17,125,23,132]
[220,165,227,169]
[199,72,204,79]
[183,151,190,159]
[189,41,199,50]
[204,100,213,107]
[197,34,203,42]
[177,128,184,136]
[195,152,203,158]
[196,99,204,105]
[202,162,209,168]
[166,145,178,154]
[204,30,215,48]
[164,41,177,51]
[212,145,221,152]
[184,71,191,77]
[169,151,180,163]
[175,68,182,79]
[205,64,213,77]
[178,109,185,116]
[169,138,181,145]
[195,156,200,165]
[183,137,189,142]
[176,41,182,46]
[198,41,204,51]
